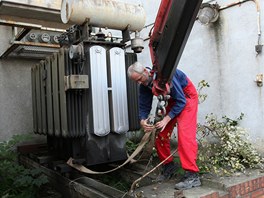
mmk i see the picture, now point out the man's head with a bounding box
[127,62,150,86]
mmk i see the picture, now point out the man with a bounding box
[127,62,201,190]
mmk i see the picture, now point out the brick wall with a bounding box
[201,176,264,198]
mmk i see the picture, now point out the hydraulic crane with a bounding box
[148,0,202,122]
[149,0,202,97]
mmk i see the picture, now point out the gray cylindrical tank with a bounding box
[61,0,146,31]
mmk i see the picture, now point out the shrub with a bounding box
[197,113,264,175]
[0,134,48,198]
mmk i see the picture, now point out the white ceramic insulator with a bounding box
[61,0,146,31]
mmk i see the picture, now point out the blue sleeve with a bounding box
[139,85,153,120]
[168,77,186,119]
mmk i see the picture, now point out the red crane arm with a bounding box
[148,0,202,97]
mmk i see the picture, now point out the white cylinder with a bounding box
[61,0,146,31]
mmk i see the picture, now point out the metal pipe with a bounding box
[219,0,251,11]
[253,0,261,44]
[0,19,65,32]
[13,41,60,48]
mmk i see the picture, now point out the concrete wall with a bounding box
[135,0,264,152]
[0,25,38,140]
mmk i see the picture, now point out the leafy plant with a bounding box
[126,139,140,156]
[197,113,264,175]
[197,80,210,104]
[0,134,48,198]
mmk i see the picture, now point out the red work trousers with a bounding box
[155,78,199,172]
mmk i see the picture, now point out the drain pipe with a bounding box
[253,0,261,47]
[219,0,251,10]
[219,0,262,53]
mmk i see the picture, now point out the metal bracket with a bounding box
[64,75,89,91]
[151,95,170,124]
[255,44,263,54]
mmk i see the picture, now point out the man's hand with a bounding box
[140,119,155,133]
[155,115,171,131]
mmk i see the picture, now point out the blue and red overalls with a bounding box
[139,69,199,172]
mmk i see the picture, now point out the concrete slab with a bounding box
[134,169,264,198]
[134,178,221,198]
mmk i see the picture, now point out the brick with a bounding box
[251,188,264,198]
[244,182,250,194]
[202,192,218,198]
[252,179,257,191]
[234,184,240,194]
[228,186,236,197]
[237,184,242,195]
[249,180,254,191]
[232,190,237,198]
[255,178,260,189]
[242,195,251,198]
[240,182,246,195]
[220,194,229,198]
[212,192,219,198]
[257,178,261,189]
[258,177,262,189]
[261,177,264,188]
[201,192,220,198]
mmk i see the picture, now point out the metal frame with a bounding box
[0,19,65,59]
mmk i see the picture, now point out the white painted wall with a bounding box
[133,0,264,152]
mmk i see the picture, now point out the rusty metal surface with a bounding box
[0,19,66,32]
[0,18,64,59]
[19,153,134,198]
[0,0,70,38]
[14,28,31,41]
[51,53,61,137]
[61,0,146,31]
[0,0,61,23]
[58,49,68,137]
[219,0,251,10]
[0,41,60,58]
[13,41,60,48]
[0,0,61,10]
[64,75,89,90]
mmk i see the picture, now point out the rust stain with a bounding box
[4,0,61,10]
[66,2,69,20]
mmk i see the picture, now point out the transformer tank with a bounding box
[31,1,144,165]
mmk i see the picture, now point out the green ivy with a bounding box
[0,134,48,198]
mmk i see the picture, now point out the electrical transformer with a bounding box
[31,27,142,166]
[31,0,146,166]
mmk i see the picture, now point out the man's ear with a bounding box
[144,68,149,74]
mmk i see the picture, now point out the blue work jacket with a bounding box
[139,69,188,121]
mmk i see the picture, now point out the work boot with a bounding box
[174,171,201,190]
[156,161,179,182]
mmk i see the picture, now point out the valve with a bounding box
[27,33,37,42]
[131,31,144,53]
[38,33,51,43]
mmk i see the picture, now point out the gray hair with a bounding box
[127,62,145,79]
